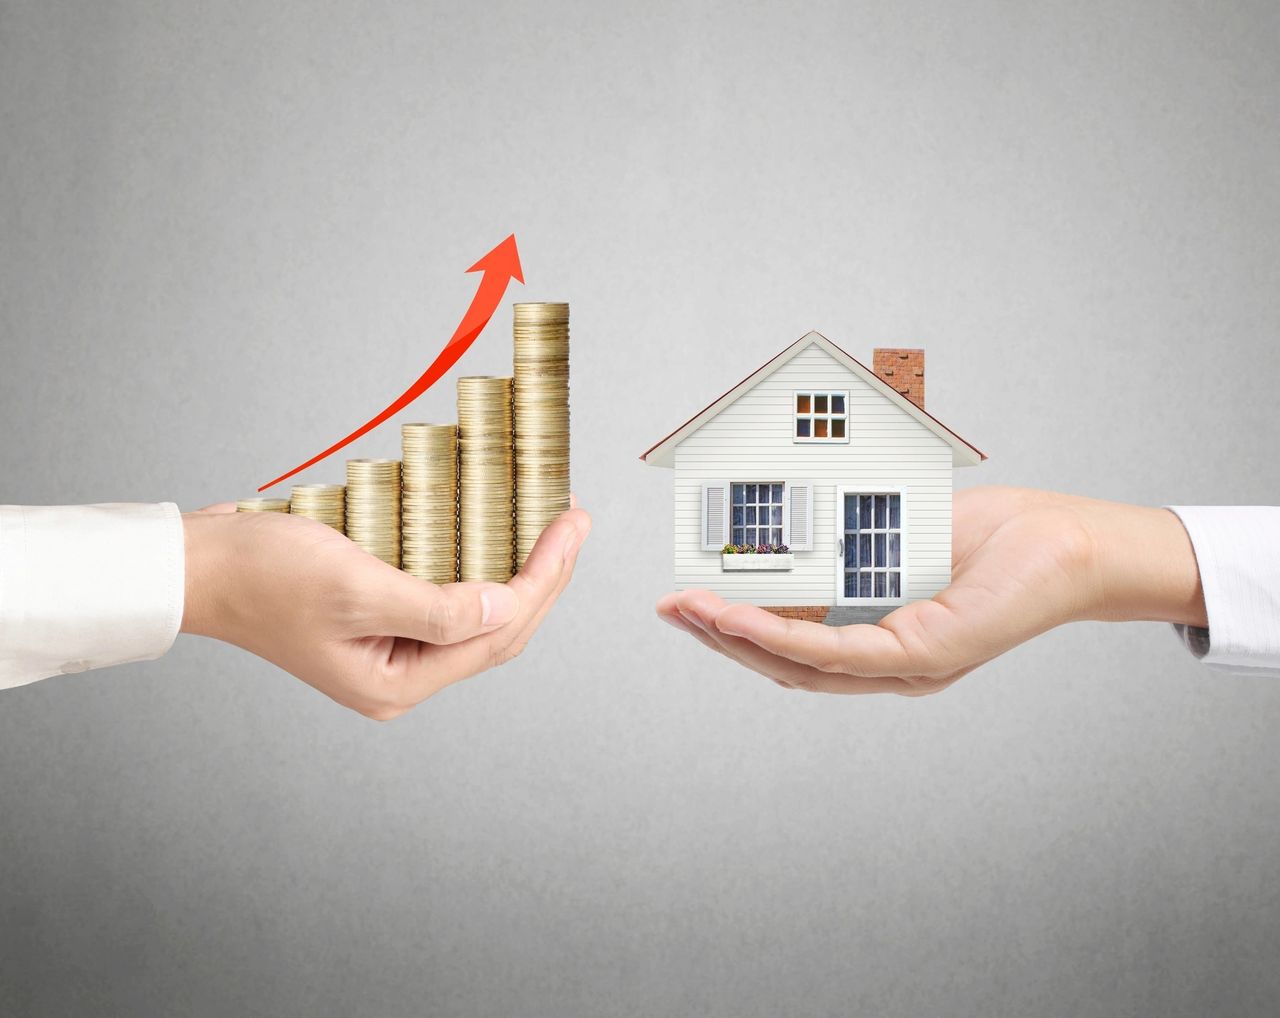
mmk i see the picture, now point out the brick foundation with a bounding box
[761,606,830,624]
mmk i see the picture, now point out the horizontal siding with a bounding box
[673,344,952,605]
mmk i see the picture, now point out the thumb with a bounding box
[368,569,521,645]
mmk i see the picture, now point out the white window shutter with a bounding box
[787,481,814,550]
[702,481,729,550]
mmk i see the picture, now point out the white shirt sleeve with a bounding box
[1167,506,1280,674]
[0,503,185,690]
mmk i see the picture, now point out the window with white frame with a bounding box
[843,493,902,598]
[731,482,785,547]
[795,391,847,440]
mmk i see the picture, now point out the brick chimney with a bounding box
[872,348,925,409]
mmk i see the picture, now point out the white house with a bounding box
[641,331,985,624]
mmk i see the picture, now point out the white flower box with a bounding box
[721,553,794,571]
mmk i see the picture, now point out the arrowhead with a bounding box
[466,233,524,284]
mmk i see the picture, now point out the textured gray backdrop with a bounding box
[2,1,1279,1015]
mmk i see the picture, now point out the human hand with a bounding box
[657,486,1206,696]
[181,501,590,719]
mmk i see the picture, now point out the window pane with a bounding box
[797,394,810,414]
[772,527,783,545]
[745,506,756,525]
[732,506,744,526]
[732,484,744,505]
[831,418,845,438]
[875,496,886,528]
[771,483,784,503]
[745,484,757,502]
[845,496,858,531]
[888,572,900,597]
[887,532,900,567]
[744,527,755,546]
[815,418,828,438]
[860,495,872,529]
[796,418,811,437]
[844,539,856,567]
[859,533,871,568]
[770,505,782,525]
[889,494,900,529]
[874,572,886,597]
[815,394,828,413]
[845,574,858,597]
[832,394,845,413]
[859,573,873,597]
[874,533,886,566]
[732,527,743,545]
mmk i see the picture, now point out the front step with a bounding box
[823,606,894,627]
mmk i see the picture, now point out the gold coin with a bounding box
[400,423,459,584]
[345,458,401,567]
[236,497,290,513]
[512,302,570,569]
[458,376,514,582]
[289,484,346,532]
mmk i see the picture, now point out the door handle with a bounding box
[838,537,844,557]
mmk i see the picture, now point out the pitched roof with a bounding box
[639,331,986,468]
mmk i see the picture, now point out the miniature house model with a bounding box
[641,332,985,624]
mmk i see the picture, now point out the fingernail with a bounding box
[480,587,518,626]
[678,609,707,633]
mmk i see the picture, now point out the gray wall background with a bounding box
[2,1,1278,1014]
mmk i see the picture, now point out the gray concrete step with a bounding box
[823,606,894,626]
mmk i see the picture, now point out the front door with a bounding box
[835,488,905,606]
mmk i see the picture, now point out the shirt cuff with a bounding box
[0,503,185,690]
[1167,506,1280,673]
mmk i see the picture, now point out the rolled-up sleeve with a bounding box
[0,503,185,690]
[1167,506,1280,674]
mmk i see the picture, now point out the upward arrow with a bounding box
[259,234,524,491]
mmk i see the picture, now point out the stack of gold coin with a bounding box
[457,376,514,582]
[236,497,290,513]
[513,302,571,569]
[400,423,458,584]
[289,484,346,532]
[345,459,401,566]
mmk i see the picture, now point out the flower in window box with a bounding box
[721,543,737,554]
[773,544,789,554]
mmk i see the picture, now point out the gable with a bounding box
[640,331,985,467]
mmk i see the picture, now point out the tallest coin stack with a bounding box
[512,302,571,570]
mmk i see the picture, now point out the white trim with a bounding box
[834,484,909,607]
[641,332,984,468]
[722,553,794,571]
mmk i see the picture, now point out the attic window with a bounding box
[795,391,847,441]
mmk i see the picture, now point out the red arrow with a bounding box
[259,234,524,491]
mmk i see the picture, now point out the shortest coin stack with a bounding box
[401,423,459,584]
[236,497,290,513]
[289,484,346,532]
[345,459,402,567]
